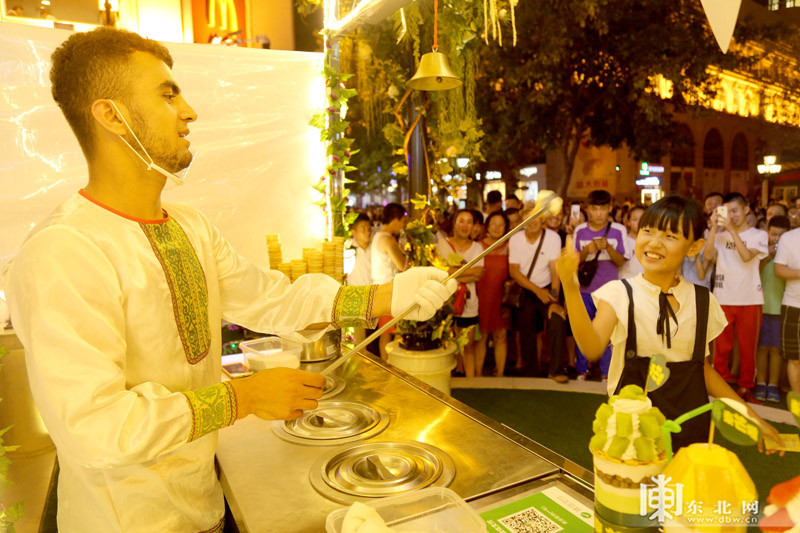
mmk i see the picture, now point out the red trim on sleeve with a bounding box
[79,190,169,224]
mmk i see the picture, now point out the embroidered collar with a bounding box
[79,190,169,224]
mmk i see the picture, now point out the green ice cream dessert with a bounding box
[591,385,670,528]
[590,385,667,462]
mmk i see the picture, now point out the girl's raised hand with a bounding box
[557,235,581,291]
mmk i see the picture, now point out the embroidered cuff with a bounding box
[331,284,379,329]
[183,381,237,442]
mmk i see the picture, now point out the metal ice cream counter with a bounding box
[216,352,596,532]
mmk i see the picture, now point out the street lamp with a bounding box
[757,155,781,207]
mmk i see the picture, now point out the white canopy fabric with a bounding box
[0,21,327,274]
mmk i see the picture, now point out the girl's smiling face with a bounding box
[633,196,708,284]
[636,219,703,277]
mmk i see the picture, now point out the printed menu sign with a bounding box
[764,433,800,453]
[711,398,761,446]
[481,486,594,532]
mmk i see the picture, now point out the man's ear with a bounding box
[687,237,705,258]
[90,99,128,136]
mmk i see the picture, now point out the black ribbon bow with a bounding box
[657,292,677,349]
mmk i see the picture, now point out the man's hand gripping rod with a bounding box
[322,191,564,376]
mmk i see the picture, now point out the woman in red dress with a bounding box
[476,211,511,376]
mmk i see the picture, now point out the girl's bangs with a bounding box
[638,195,704,240]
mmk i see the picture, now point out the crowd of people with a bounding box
[347,189,800,406]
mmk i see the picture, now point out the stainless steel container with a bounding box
[299,330,341,362]
[216,354,588,532]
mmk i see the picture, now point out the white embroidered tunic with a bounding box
[2,192,360,532]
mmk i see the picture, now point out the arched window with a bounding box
[703,128,724,169]
[731,133,749,170]
[671,124,695,167]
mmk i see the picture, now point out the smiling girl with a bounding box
[557,195,782,451]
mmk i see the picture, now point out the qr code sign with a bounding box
[498,507,563,533]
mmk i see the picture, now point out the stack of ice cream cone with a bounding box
[331,236,344,281]
[265,234,345,283]
[305,249,324,274]
[322,241,337,279]
[290,259,307,282]
[266,234,282,270]
[277,262,292,279]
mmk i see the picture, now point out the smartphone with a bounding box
[570,204,581,220]
[222,361,253,379]
[716,205,727,225]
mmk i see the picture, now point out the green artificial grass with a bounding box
[452,388,800,505]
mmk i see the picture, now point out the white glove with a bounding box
[391,267,458,322]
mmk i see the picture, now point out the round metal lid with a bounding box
[321,374,345,400]
[272,401,388,446]
[309,440,456,503]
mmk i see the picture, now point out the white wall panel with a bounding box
[0,21,327,277]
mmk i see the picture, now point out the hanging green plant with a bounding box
[309,39,361,238]
[372,0,518,199]
[303,0,521,236]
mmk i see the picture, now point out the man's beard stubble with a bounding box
[127,106,191,174]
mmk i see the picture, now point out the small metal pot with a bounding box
[299,330,341,362]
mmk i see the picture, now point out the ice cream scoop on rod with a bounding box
[322,191,564,377]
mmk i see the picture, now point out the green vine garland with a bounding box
[309,40,360,238]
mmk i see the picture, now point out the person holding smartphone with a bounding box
[566,202,584,235]
[704,193,769,400]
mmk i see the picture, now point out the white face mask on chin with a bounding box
[108,100,196,187]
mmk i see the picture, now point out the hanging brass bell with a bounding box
[407,51,463,91]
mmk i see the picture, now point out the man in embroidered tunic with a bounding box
[2,28,456,532]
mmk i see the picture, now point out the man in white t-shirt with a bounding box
[704,192,768,397]
[508,208,566,380]
[435,209,485,377]
[774,227,800,395]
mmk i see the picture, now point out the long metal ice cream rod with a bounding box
[321,192,561,377]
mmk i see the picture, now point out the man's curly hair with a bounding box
[50,27,172,158]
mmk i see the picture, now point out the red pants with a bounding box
[713,305,762,389]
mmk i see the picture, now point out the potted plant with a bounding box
[395,195,472,353]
